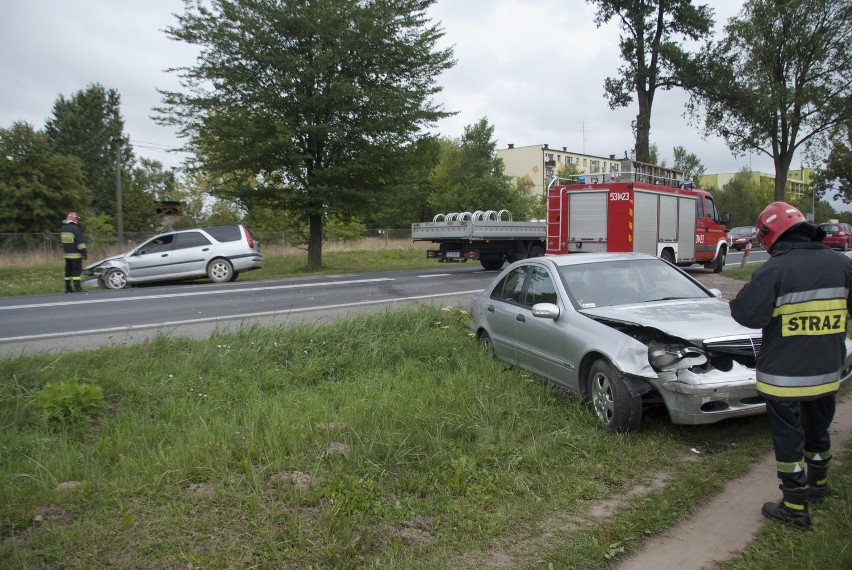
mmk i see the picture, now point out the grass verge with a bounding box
[5,303,835,569]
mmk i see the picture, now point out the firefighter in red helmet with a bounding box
[60,212,87,293]
[730,201,852,530]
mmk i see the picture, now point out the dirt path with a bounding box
[616,391,852,570]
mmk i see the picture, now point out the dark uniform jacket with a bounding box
[730,241,852,400]
[60,221,87,259]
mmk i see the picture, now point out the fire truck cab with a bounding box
[546,161,730,272]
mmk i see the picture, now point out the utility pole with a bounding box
[112,137,124,247]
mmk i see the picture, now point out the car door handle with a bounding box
[161,254,168,257]
[516,314,525,323]
[202,248,210,251]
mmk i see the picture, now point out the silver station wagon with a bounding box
[83,224,263,290]
[470,252,852,431]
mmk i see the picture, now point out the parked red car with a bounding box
[818,222,852,251]
[728,226,760,250]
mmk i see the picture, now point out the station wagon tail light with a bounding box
[243,226,255,249]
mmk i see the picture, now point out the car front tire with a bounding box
[207,259,234,283]
[588,358,642,432]
[102,269,128,290]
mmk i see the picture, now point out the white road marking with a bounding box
[0,278,395,311]
[0,289,483,343]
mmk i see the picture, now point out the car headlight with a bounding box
[648,342,708,371]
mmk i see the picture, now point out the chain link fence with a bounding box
[0,229,419,267]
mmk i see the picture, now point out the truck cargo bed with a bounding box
[412,220,545,241]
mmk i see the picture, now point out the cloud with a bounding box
[0,0,818,185]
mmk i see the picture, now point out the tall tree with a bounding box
[672,145,705,183]
[813,126,852,204]
[588,0,714,163]
[684,0,852,201]
[0,122,89,233]
[427,118,537,219]
[122,158,178,233]
[44,83,134,217]
[157,0,454,269]
[712,168,771,228]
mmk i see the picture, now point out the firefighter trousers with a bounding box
[765,395,835,488]
[64,258,83,288]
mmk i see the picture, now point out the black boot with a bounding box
[807,465,831,502]
[762,485,812,531]
[65,282,73,294]
[74,283,84,293]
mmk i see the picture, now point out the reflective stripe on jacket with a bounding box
[730,241,852,400]
[60,222,87,259]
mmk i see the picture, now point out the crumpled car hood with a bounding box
[85,253,128,270]
[580,298,759,342]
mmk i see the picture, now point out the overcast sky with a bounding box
[1,0,798,178]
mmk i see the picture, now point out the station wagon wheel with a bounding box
[478,330,495,356]
[588,358,642,432]
[102,268,128,290]
[207,258,234,283]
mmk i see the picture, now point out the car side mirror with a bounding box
[709,288,724,298]
[531,303,560,320]
[722,212,731,224]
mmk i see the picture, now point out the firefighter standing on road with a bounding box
[730,201,852,531]
[60,212,87,293]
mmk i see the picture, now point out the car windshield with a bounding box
[730,227,753,236]
[557,259,710,308]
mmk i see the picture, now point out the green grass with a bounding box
[3,303,847,569]
[0,248,440,297]
[3,252,849,568]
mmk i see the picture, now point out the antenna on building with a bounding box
[580,121,587,154]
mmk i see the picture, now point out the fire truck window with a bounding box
[525,267,557,307]
[697,197,705,219]
[491,266,527,304]
[706,198,719,222]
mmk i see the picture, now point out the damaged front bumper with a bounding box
[654,362,764,425]
[654,347,852,425]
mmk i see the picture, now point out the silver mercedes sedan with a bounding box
[470,252,852,431]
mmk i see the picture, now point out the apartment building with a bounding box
[698,168,812,200]
[496,144,625,196]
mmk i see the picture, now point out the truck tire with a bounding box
[529,244,545,258]
[660,249,675,264]
[712,247,727,273]
[480,258,504,270]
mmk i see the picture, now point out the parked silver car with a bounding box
[83,224,263,290]
[470,252,852,431]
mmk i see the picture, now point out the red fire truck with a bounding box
[546,161,730,272]
[413,160,730,272]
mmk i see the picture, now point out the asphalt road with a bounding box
[0,265,498,357]
[0,249,769,358]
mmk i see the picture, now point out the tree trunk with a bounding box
[307,212,323,270]
[634,92,652,163]
[773,152,795,202]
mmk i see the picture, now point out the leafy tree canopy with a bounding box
[672,145,705,183]
[684,0,852,201]
[588,0,714,163]
[157,0,455,269]
[0,122,89,233]
[813,126,852,204]
[427,118,539,220]
[44,83,133,217]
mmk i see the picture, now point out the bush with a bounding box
[32,378,106,430]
